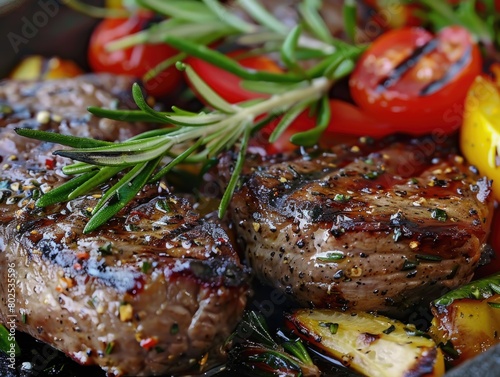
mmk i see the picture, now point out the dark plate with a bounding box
[0,1,498,376]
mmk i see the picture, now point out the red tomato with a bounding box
[259,100,395,154]
[88,14,182,97]
[349,26,482,134]
[188,50,399,154]
[186,51,282,104]
[475,207,500,278]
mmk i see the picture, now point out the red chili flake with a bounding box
[217,237,227,245]
[140,337,158,350]
[45,158,55,170]
[76,252,90,260]
[73,263,82,271]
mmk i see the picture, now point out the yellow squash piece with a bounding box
[460,73,500,200]
[9,56,83,81]
[286,309,444,377]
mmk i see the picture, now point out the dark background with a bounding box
[0,0,100,77]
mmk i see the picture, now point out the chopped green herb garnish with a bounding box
[155,199,170,213]
[31,189,41,200]
[363,171,382,180]
[316,252,345,262]
[125,224,139,232]
[105,341,114,355]
[488,302,500,309]
[382,324,396,335]
[319,321,339,334]
[141,261,152,274]
[430,208,448,222]
[403,326,431,338]
[333,193,351,202]
[170,323,179,335]
[440,340,459,358]
[402,260,418,271]
[446,265,460,280]
[416,254,443,262]
[98,242,113,255]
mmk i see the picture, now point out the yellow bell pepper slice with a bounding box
[460,73,500,200]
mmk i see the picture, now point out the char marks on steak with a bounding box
[223,136,493,313]
[0,75,248,376]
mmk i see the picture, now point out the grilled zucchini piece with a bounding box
[286,309,444,377]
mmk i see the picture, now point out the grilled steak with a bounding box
[0,75,248,376]
[223,136,494,313]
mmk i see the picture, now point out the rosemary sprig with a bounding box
[105,0,359,85]
[16,0,362,232]
[17,71,337,232]
[225,311,320,377]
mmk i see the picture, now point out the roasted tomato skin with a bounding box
[188,52,397,153]
[88,14,182,97]
[185,52,282,104]
[260,100,395,154]
[349,26,482,134]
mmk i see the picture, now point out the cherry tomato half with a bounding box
[186,51,282,104]
[260,100,395,154]
[88,14,182,97]
[349,26,482,134]
[188,51,394,154]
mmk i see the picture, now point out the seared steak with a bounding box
[0,75,248,376]
[223,136,494,313]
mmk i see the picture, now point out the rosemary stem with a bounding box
[229,76,332,123]
[164,76,332,149]
[139,75,331,171]
[298,36,336,54]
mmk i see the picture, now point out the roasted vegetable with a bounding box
[429,273,500,365]
[9,56,83,80]
[286,309,444,377]
[460,69,500,201]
